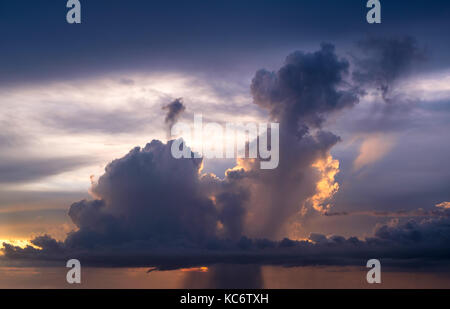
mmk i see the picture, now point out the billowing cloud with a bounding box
[65,140,220,249]
[231,43,359,238]
[251,43,359,129]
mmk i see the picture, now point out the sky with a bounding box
[1,0,450,278]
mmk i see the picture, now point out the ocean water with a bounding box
[1,264,450,289]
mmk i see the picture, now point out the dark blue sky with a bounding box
[1,0,449,84]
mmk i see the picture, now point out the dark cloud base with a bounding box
[4,214,450,270]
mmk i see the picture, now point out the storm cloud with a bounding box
[65,140,219,249]
[230,43,359,238]
[3,40,450,271]
[251,43,359,129]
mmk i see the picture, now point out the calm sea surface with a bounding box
[1,264,450,288]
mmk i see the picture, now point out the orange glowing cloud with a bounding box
[436,201,450,209]
[0,239,39,255]
[180,267,209,272]
[307,154,340,214]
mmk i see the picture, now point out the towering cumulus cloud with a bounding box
[237,43,359,238]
